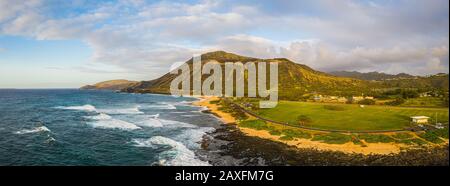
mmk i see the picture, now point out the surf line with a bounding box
[175,169,209,183]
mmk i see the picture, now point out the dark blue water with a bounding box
[0,89,221,166]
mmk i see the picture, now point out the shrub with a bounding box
[432,127,449,139]
[357,99,375,105]
[281,129,312,139]
[391,133,413,140]
[269,130,282,136]
[419,132,445,144]
[386,98,405,106]
[297,115,312,126]
[312,133,352,144]
[351,135,363,145]
[410,138,428,145]
[209,100,220,104]
[279,135,294,141]
[239,120,267,130]
[358,134,395,143]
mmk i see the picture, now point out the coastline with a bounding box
[194,97,447,155]
[192,96,236,124]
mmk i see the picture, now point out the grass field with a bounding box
[238,119,449,145]
[254,101,449,131]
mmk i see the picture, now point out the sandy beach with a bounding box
[193,97,447,155]
[192,96,236,124]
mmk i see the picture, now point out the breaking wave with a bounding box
[84,113,112,120]
[135,118,163,127]
[99,106,143,115]
[55,104,97,112]
[85,113,141,130]
[15,126,51,134]
[174,127,215,149]
[87,118,141,130]
[132,136,210,166]
[57,104,144,115]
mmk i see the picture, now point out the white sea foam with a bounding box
[190,106,209,113]
[161,101,195,107]
[85,112,141,130]
[84,113,112,120]
[135,118,163,127]
[140,104,176,110]
[132,136,210,166]
[99,107,143,115]
[15,126,51,134]
[180,114,200,117]
[174,127,215,149]
[159,119,196,128]
[87,118,141,130]
[149,113,160,119]
[131,138,156,148]
[56,104,97,112]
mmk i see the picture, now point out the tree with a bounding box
[358,99,375,105]
[297,115,312,126]
[386,97,405,106]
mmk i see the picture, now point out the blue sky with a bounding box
[0,0,448,88]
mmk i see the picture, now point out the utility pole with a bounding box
[435,112,438,125]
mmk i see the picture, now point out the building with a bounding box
[313,95,322,101]
[411,116,430,124]
[351,96,364,102]
[337,97,348,103]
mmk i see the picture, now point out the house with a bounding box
[411,116,430,124]
[419,92,431,97]
[337,97,348,103]
[364,96,374,100]
[329,96,337,100]
[351,96,364,102]
[313,95,322,101]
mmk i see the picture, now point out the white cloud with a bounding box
[0,0,448,78]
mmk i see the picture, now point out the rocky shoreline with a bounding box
[201,124,449,166]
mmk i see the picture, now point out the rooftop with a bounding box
[410,116,430,119]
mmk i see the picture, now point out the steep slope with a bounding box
[121,51,448,100]
[329,71,415,81]
[380,73,449,90]
[122,51,376,99]
[81,79,138,90]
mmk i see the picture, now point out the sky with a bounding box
[0,0,448,88]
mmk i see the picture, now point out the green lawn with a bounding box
[255,101,449,131]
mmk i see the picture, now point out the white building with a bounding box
[411,116,430,124]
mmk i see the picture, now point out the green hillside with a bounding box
[122,51,449,100]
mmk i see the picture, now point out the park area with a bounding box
[254,101,449,131]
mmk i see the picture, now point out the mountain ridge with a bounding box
[80,79,138,90]
[122,51,375,99]
[83,51,447,100]
[329,71,416,81]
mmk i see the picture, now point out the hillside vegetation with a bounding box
[122,51,448,101]
[81,79,138,90]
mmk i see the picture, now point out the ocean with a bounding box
[2,89,447,166]
[0,89,221,166]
